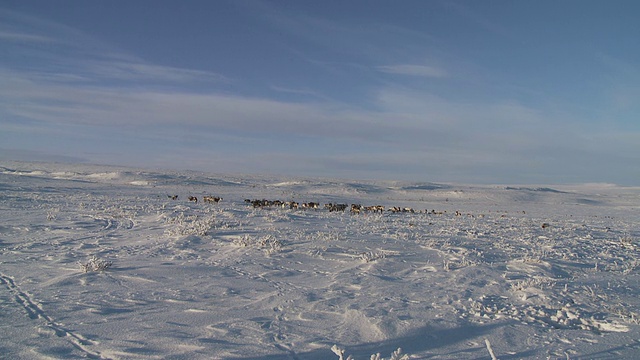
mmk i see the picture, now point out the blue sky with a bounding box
[1,0,638,185]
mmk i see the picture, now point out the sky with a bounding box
[1,0,639,185]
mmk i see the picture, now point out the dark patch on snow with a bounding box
[399,183,451,191]
[505,187,566,193]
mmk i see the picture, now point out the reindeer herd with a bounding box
[167,194,460,216]
[244,199,441,215]
[169,195,223,204]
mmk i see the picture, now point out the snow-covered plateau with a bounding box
[1,161,639,359]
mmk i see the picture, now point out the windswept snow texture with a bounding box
[1,161,640,359]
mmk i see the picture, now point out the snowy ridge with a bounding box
[1,161,639,359]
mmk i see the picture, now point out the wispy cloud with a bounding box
[377,64,448,78]
[1,74,395,143]
[0,65,574,163]
[1,8,227,88]
[0,30,52,43]
[85,61,230,84]
[269,85,334,101]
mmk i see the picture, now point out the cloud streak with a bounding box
[0,30,52,43]
[85,61,230,84]
[377,64,448,78]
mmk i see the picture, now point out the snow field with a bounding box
[1,162,640,359]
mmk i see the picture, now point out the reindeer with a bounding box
[350,204,362,214]
[302,202,320,209]
[364,205,385,213]
[203,196,222,204]
[326,203,348,212]
[250,199,269,208]
[188,196,198,204]
[285,201,299,209]
[168,195,178,200]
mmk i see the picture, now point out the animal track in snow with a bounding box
[0,272,109,359]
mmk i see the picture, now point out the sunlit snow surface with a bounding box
[1,161,639,359]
